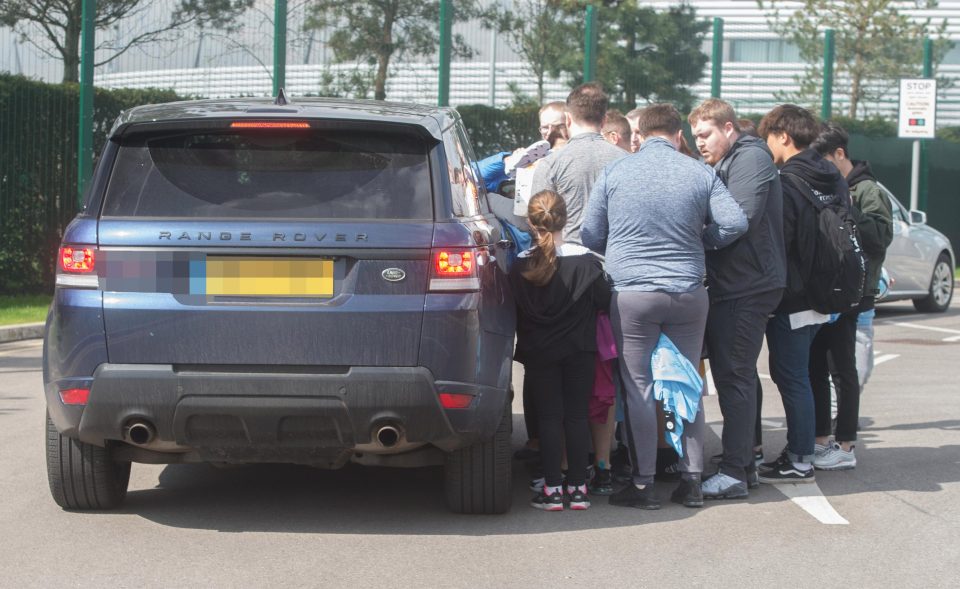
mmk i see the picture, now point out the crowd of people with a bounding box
[484,82,893,511]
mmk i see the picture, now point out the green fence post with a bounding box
[919,37,933,211]
[584,5,597,83]
[438,0,451,106]
[710,18,723,98]
[273,0,287,96]
[822,29,835,120]
[77,0,95,206]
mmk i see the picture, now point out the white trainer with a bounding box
[813,442,857,470]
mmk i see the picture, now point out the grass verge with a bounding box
[0,295,51,326]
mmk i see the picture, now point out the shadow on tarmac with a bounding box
[98,414,794,535]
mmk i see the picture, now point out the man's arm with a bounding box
[582,170,610,254]
[853,181,894,257]
[724,149,777,233]
[529,157,554,197]
[703,174,748,249]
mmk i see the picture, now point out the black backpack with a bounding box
[783,173,866,314]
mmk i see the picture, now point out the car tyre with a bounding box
[46,412,130,510]
[444,402,512,515]
[913,253,954,313]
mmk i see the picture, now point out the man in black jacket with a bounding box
[809,123,894,470]
[689,99,786,499]
[756,104,850,484]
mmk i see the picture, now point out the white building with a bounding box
[3,1,960,124]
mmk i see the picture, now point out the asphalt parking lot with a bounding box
[1,301,958,588]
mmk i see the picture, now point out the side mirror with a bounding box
[909,210,927,225]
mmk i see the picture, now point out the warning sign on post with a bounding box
[899,78,937,139]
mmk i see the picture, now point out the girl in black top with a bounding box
[509,190,612,511]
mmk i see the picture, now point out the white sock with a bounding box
[792,462,813,471]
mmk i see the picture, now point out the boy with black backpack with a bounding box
[809,122,894,471]
[756,105,860,484]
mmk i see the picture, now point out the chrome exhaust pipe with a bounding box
[125,420,156,446]
[375,425,401,448]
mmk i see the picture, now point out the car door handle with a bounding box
[496,239,513,249]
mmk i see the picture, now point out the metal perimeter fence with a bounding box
[1,0,959,293]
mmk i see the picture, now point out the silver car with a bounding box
[877,183,955,312]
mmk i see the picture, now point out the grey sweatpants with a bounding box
[611,287,708,485]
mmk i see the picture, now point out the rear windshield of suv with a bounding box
[102,129,433,219]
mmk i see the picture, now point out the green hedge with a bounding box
[457,104,541,155]
[0,74,179,294]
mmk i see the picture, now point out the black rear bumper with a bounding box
[46,364,508,467]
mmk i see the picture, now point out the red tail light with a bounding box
[59,247,95,273]
[436,250,474,275]
[230,121,311,129]
[439,393,474,409]
[429,248,481,292]
[59,388,90,405]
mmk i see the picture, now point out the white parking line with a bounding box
[874,354,900,366]
[775,483,850,525]
[884,321,960,337]
[707,423,848,525]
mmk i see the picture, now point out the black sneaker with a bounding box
[670,475,704,508]
[711,450,764,466]
[655,461,682,482]
[530,487,564,511]
[758,448,788,473]
[565,485,591,510]
[613,461,633,484]
[757,453,815,484]
[609,484,660,510]
[589,468,615,495]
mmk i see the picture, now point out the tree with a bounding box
[0,0,253,84]
[552,1,710,111]
[499,0,574,104]
[759,0,951,117]
[305,0,490,101]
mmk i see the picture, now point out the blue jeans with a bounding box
[765,313,821,462]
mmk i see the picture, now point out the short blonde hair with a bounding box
[688,98,740,132]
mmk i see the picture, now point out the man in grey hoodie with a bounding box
[689,99,786,499]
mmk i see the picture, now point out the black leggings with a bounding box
[810,311,860,442]
[524,351,595,487]
[522,377,538,442]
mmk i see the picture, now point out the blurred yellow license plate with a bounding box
[205,257,334,297]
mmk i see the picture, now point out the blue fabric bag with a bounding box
[650,334,703,457]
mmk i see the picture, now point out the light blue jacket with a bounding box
[651,333,703,457]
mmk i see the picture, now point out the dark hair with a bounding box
[738,118,758,138]
[523,190,567,286]
[566,82,608,127]
[602,112,631,140]
[810,121,850,157]
[678,135,696,159]
[636,103,682,137]
[757,104,820,149]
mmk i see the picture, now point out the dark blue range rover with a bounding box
[44,96,516,514]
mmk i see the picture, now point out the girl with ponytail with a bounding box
[509,190,612,511]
